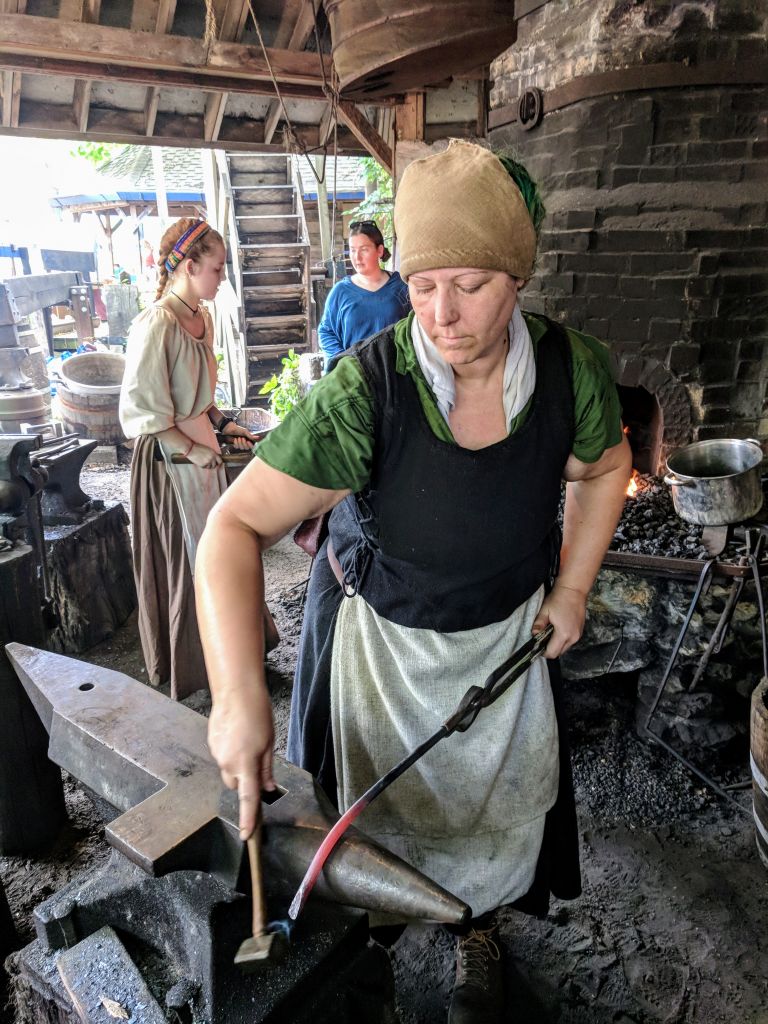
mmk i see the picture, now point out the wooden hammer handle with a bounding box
[247,803,267,939]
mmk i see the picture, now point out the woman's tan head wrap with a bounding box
[395,140,537,282]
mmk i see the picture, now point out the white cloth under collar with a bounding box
[411,304,536,428]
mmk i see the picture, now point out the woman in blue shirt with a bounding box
[318,220,411,361]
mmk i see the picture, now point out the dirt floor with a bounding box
[2,461,767,1024]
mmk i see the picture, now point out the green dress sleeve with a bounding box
[566,326,625,463]
[254,355,375,491]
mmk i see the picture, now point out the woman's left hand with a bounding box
[532,582,587,658]
[221,421,257,450]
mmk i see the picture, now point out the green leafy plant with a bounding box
[259,349,302,420]
[70,142,123,166]
[344,157,394,261]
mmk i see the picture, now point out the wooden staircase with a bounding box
[217,152,314,407]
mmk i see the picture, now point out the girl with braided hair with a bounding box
[119,218,258,700]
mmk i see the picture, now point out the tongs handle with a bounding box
[444,623,554,735]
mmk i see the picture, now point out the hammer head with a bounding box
[234,930,288,971]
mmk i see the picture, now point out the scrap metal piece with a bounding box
[57,926,166,1023]
[6,643,470,925]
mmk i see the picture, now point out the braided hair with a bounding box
[155,218,225,301]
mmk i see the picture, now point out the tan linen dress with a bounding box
[119,304,227,699]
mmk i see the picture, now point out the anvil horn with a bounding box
[5,644,470,926]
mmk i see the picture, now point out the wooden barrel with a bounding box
[750,678,768,869]
[323,0,517,99]
[57,352,125,444]
[58,382,124,444]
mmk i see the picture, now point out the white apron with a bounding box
[330,585,559,917]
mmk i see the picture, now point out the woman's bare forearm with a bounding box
[195,506,269,700]
[559,438,632,595]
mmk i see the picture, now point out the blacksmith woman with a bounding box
[196,141,631,1021]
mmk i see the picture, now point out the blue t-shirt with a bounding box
[317,272,411,361]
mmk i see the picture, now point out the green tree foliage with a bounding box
[70,142,123,166]
[345,157,394,259]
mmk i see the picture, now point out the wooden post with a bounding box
[152,146,169,226]
[0,544,67,855]
[313,155,331,263]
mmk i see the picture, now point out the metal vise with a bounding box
[0,434,47,539]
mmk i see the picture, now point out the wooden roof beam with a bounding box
[263,0,317,146]
[203,0,250,144]
[1,67,20,128]
[130,0,177,137]
[0,13,331,90]
[317,100,334,147]
[0,0,25,128]
[0,51,332,101]
[62,0,102,134]
[7,99,367,155]
[337,99,392,174]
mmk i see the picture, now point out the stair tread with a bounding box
[236,213,300,220]
[240,241,308,249]
[231,185,294,191]
[246,313,307,327]
[243,284,305,297]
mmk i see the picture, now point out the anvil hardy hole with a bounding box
[78,683,95,691]
[262,786,286,805]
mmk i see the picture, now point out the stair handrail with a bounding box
[213,150,248,405]
[290,155,316,350]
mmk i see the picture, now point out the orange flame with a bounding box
[626,470,639,498]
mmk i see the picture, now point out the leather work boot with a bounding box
[447,925,504,1024]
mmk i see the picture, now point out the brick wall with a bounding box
[489,1,768,465]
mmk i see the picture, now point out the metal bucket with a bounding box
[323,0,517,98]
[664,438,764,526]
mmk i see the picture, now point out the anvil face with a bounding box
[6,644,470,925]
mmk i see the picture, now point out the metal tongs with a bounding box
[288,623,555,920]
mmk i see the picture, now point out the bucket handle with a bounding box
[664,473,693,488]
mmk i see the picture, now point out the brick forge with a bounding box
[489,1,768,473]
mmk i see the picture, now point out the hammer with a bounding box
[234,797,288,970]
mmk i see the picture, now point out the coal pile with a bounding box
[610,474,710,559]
[559,474,710,560]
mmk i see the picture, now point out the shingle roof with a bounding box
[99,146,205,190]
[297,156,365,199]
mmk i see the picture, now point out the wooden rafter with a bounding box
[262,0,316,145]
[10,98,366,155]
[131,0,178,137]
[0,0,25,128]
[0,14,331,93]
[337,99,392,174]
[203,0,250,144]
[62,0,102,134]
[318,101,334,147]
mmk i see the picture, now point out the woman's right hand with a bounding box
[207,684,276,839]
[186,442,223,469]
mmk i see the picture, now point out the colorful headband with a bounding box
[164,221,210,273]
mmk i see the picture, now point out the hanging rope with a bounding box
[240,0,345,268]
[202,0,217,55]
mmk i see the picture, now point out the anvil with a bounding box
[6,644,470,925]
